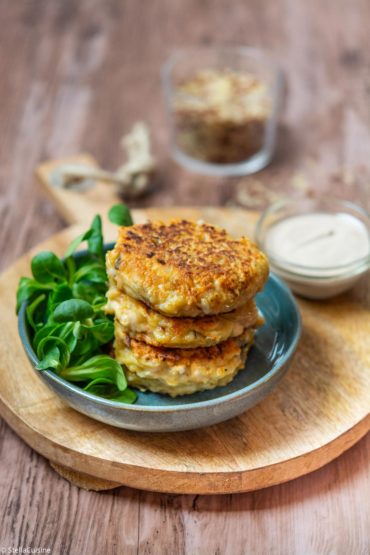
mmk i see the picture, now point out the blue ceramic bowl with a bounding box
[18,248,301,432]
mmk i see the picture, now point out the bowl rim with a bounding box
[18,258,301,413]
[255,197,370,278]
[161,45,283,93]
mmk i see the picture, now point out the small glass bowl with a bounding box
[162,46,283,177]
[255,197,370,299]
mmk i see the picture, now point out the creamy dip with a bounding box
[265,212,370,276]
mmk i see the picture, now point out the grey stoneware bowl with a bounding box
[18,250,301,432]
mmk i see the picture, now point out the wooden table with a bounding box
[1,1,369,553]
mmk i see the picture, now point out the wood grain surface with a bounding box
[0,0,369,553]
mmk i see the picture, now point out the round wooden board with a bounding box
[0,207,369,494]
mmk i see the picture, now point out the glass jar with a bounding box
[162,46,283,176]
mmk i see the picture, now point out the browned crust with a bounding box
[106,286,261,348]
[107,220,269,317]
[115,328,254,366]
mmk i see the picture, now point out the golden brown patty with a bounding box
[114,329,254,397]
[107,287,262,348]
[106,219,269,317]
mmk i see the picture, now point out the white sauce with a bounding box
[265,212,370,274]
[263,211,370,299]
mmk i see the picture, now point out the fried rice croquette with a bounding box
[106,288,262,348]
[114,328,255,396]
[106,219,269,317]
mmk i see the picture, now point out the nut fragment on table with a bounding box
[173,69,272,164]
[235,178,283,209]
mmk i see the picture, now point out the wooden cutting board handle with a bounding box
[35,154,123,226]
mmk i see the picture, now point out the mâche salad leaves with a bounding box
[16,204,137,404]
[108,203,134,227]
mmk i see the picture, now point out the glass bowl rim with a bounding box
[161,45,283,95]
[255,196,370,277]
